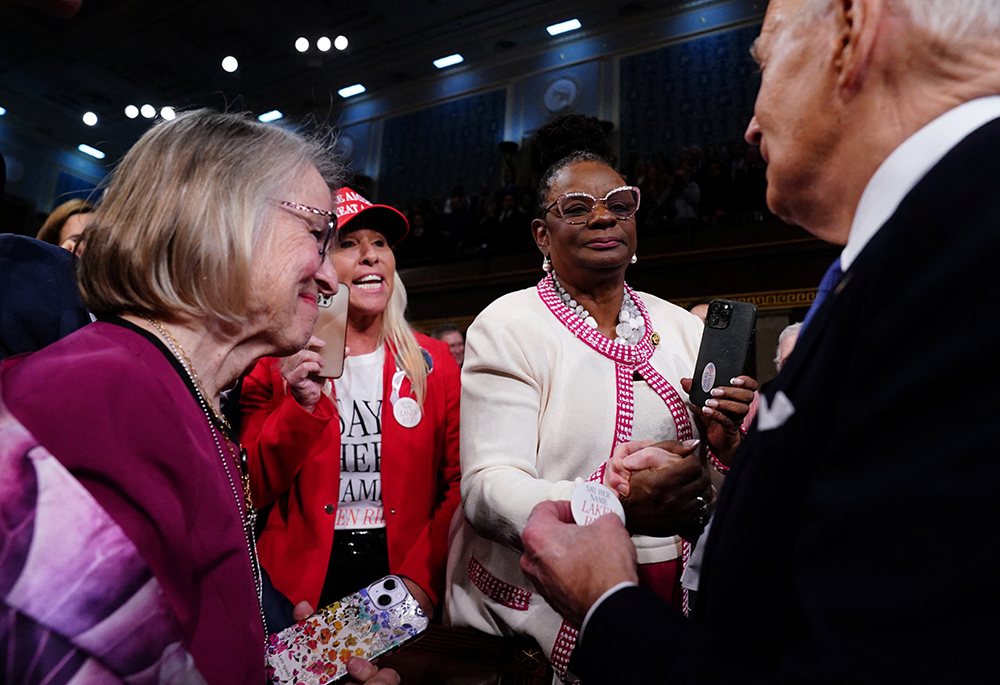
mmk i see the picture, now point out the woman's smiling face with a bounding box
[331,225,396,325]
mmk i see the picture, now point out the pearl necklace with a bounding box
[552,274,646,346]
[140,315,266,636]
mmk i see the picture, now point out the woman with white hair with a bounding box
[241,188,461,622]
[0,111,397,684]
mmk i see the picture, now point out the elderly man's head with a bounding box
[746,0,1000,241]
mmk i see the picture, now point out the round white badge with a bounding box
[701,361,717,393]
[393,397,422,428]
[571,482,626,527]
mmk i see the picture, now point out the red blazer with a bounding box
[240,333,462,610]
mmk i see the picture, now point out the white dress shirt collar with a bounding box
[841,95,1000,270]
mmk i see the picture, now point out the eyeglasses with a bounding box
[545,186,641,225]
[279,200,336,258]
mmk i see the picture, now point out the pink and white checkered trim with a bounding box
[468,556,531,611]
[550,620,579,681]
[536,275,692,455]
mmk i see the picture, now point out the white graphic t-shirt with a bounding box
[333,347,385,530]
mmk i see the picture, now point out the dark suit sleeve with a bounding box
[570,586,706,684]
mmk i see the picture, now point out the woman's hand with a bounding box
[616,438,710,539]
[279,336,328,413]
[346,657,401,685]
[605,439,696,497]
[682,375,758,467]
[401,576,435,621]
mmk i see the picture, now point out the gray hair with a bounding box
[774,322,803,370]
[796,0,1000,42]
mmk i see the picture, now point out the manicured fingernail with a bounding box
[711,387,725,397]
[705,399,719,408]
[682,439,700,448]
[731,377,745,386]
[702,406,714,416]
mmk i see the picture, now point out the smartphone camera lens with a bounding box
[384,578,396,591]
[378,594,392,606]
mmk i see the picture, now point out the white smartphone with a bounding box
[265,575,429,684]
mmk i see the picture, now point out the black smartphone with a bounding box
[689,299,758,408]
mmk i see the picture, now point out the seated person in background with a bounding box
[430,321,465,368]
[1,109,396,684]
[241,187,461,621]
[35,197,93,251]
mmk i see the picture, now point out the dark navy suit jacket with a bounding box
[572,118,1000,683]
[0,235,91,360]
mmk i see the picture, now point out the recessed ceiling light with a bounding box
[0,106,6,116]
[338,84,366,98]
[317,36,331,52]
[125,105,139,119]
[295,37,309,53]
[160,106,176,120]
[433,54,464,69]
[78,144,105,159]
[222,55,239,73]
[258,110,284,123]
[140,104,156,119]
[546,18,582,36]
[83,111,98,126]
[334,35,348,51]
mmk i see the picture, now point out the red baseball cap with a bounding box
[334,187,409,246]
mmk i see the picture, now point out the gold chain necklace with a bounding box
[139,314,266,636]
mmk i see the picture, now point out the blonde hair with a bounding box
[36,198,94,245]
[78,109,341,324]
[379,270,428,406]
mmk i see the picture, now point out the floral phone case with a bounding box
[266,575,429,684]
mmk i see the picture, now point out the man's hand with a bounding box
[616,439,712,539]
[279,336,328,412]
[520,500,638,628]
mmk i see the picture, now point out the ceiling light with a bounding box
[160,106,176,120]
[317,36,331,52]
[78,144,105,160]
[125,105,139,119]
[222,55,239,73]
[546,18,582,36]
[338,83,366,98]
[295,37,309,53]
[140,104,156,119]
[82,111,98,126]
[334,35,348,51]
[0,106,6,116]
[258,110,284,123]
[433,53,464,69]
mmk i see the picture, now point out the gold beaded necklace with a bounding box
[140,314,266,635]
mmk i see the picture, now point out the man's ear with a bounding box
[531,218,549,251]
[835,0,883,92]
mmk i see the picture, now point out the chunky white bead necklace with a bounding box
[552,273,646,346]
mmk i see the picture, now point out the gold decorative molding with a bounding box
[672,288,817,312]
